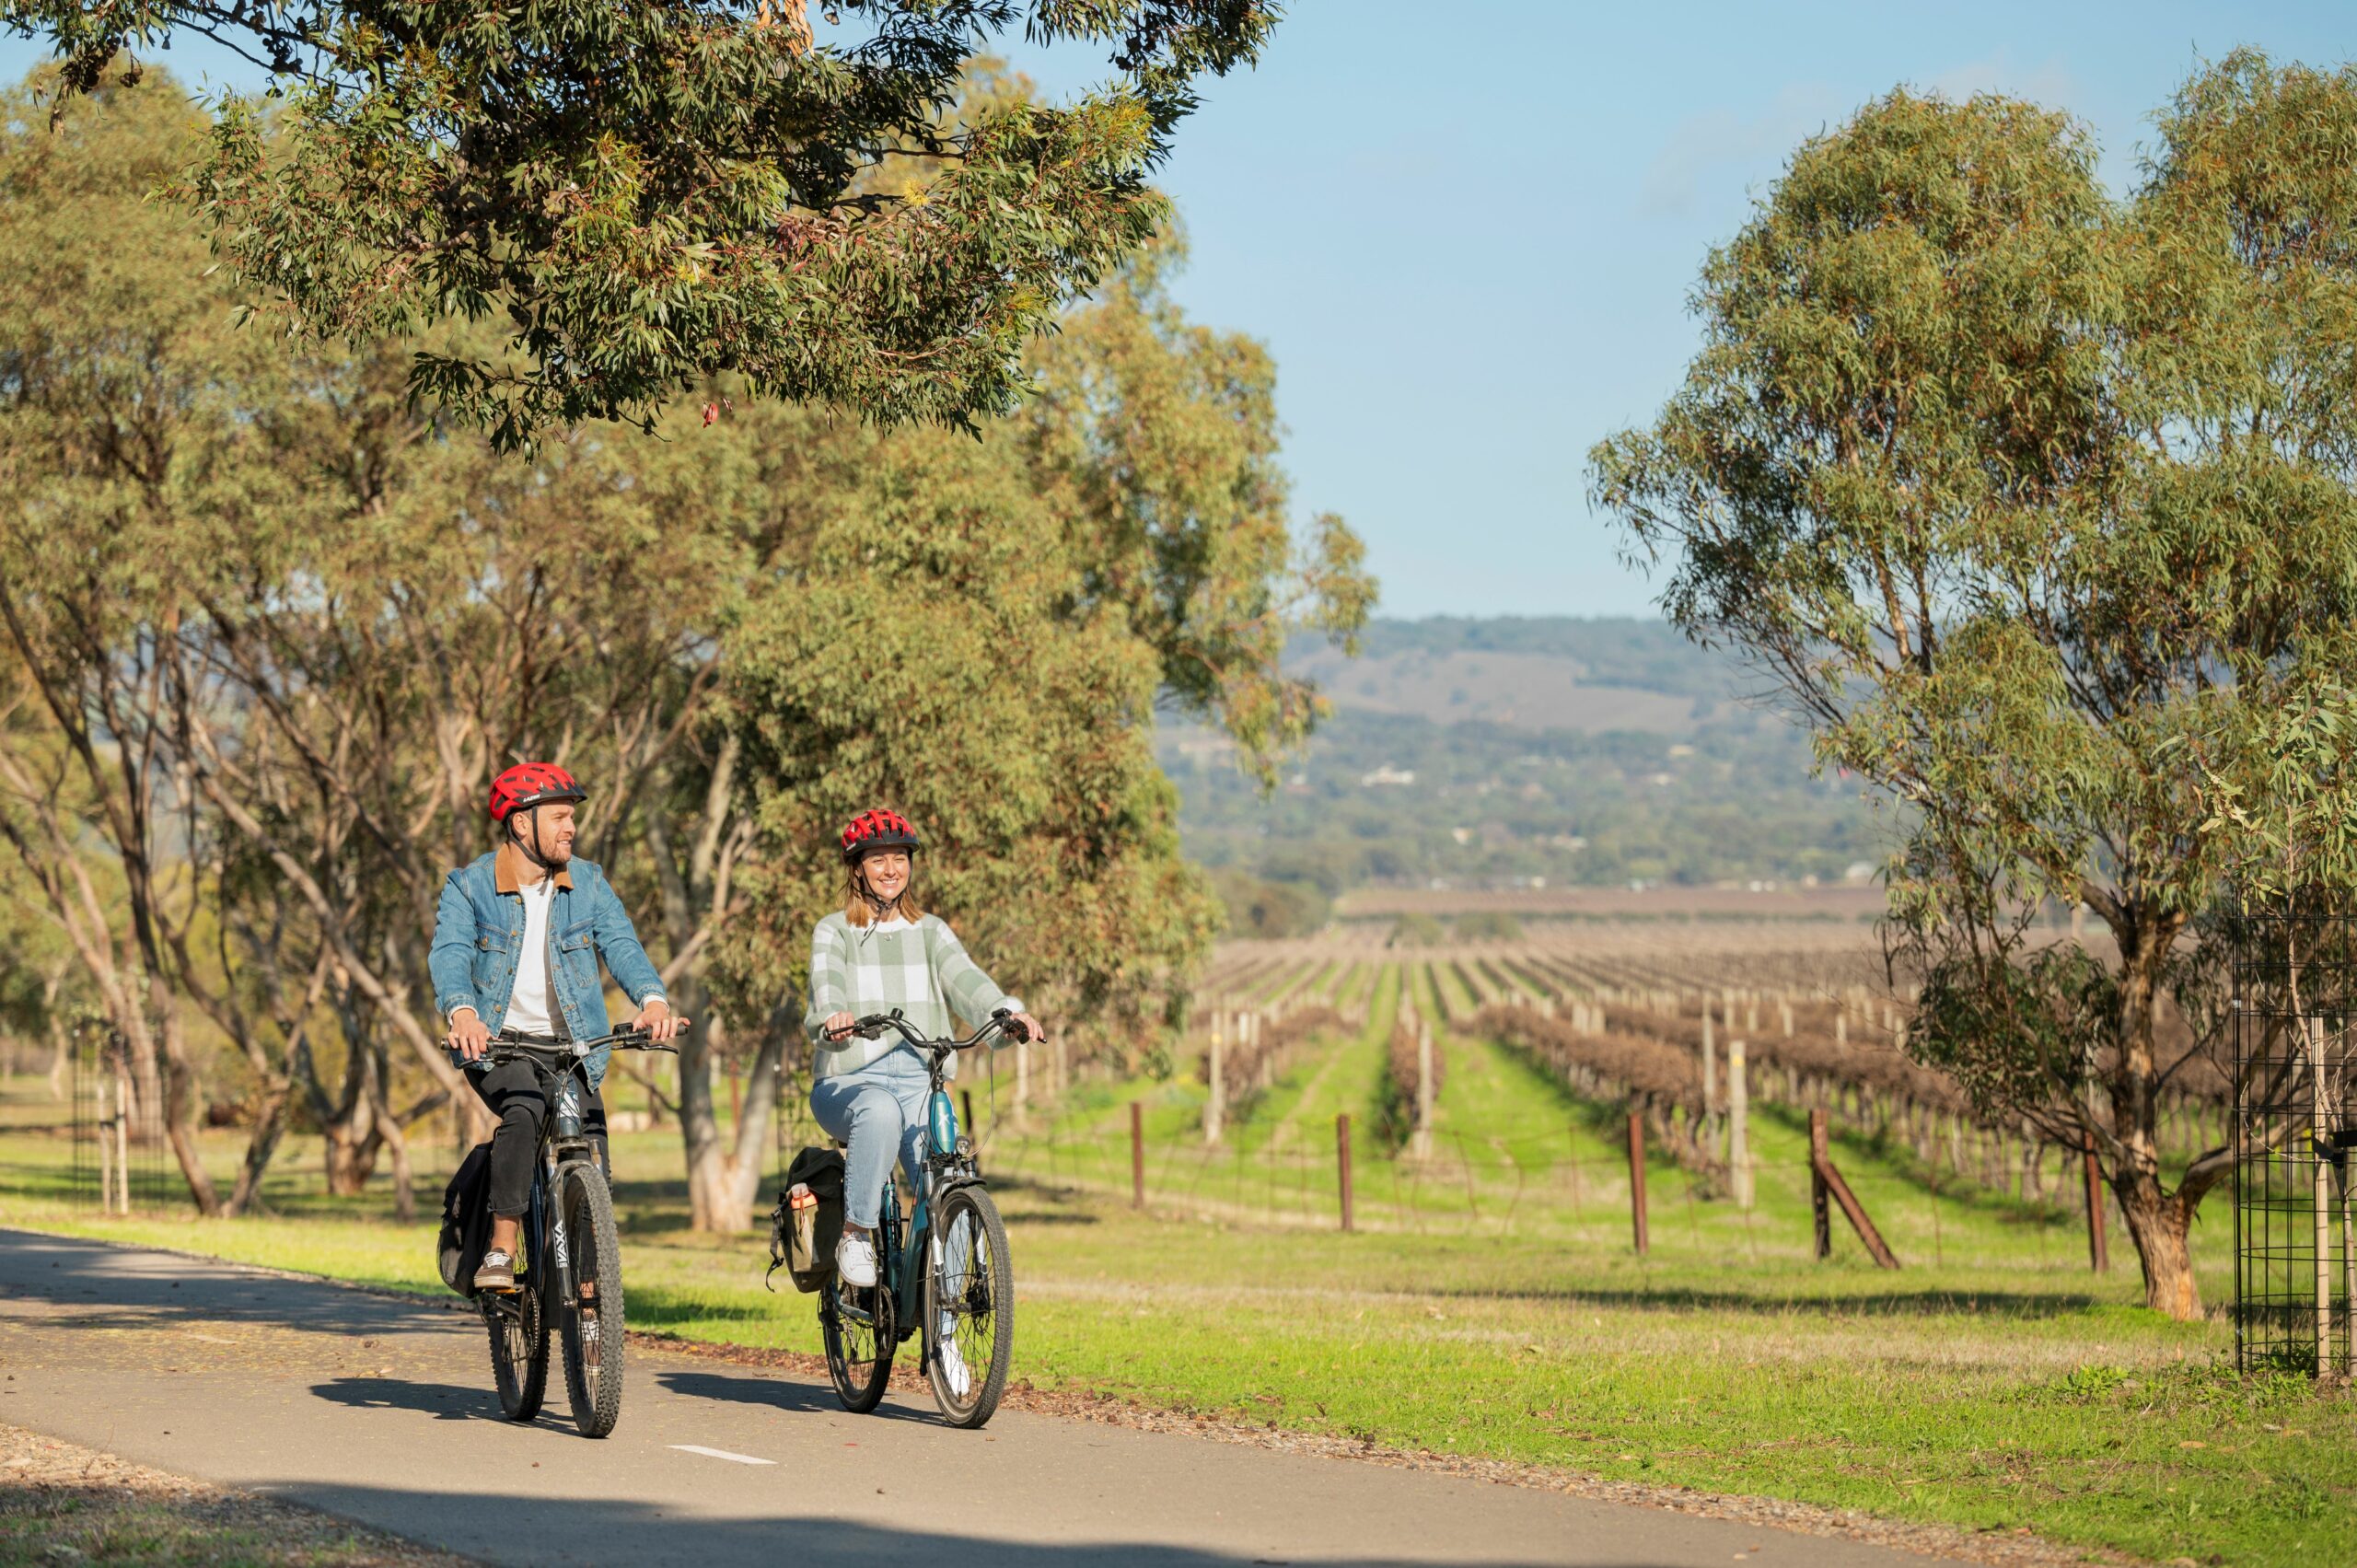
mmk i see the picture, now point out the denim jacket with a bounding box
[428,843,667,1091]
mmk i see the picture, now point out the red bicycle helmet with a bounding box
[488,762,586,822]
[841,807,922,863]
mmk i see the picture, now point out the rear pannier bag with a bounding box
[767,1145,846,1294]
[438,1141,495,1297]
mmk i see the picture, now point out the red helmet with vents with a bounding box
[488,762,586,823]
[840,807,922,863]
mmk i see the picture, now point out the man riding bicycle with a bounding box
[431,762,683,1292]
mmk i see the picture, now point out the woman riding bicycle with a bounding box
[806,808,1043,1387]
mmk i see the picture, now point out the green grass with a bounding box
[5,1031,2351,1567]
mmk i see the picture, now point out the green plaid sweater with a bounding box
[803,912,1025,1080]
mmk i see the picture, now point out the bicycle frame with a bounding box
[478,1032,669,1330]
[831,1011,1014,1370]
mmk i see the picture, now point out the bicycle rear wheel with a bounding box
[821,1273,895,1413]
[486,1287,548,1422]
[556,1158,626,1437]
[926,1183,1013,1428]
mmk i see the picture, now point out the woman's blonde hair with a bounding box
[844,854,924,928]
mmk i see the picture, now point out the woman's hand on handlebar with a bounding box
[446,1008,491,1062]
[997,1010,1045,1045]
[822,1011,859,1041]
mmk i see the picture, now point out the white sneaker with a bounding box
[935,1335,971,1400]
[835,1230,877,1287]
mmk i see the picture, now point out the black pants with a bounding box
[470,1059,608,1219]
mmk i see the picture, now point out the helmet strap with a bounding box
[854,856,905,919]
[512,807,557,876]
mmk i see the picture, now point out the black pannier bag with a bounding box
[766,1145,846,1293]
[438,1141,495,1296]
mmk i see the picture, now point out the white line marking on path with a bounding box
[670,1445,776,1467]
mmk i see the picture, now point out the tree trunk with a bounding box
[679,1011,785,1233]
[324,1119,383,1194]
[224,1083,293,1217]
[2114,1169,2200,1319]
[2099,903,2212,1319]
[322,1045,384,1197]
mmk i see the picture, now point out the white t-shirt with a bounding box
[504,877,560,1037]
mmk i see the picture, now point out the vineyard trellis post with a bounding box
[1626,1112,1648,1255]
[1411,1019,1434,1161]
[1205,1008,1225,1145]
[1131,1101,1145,1209]
[1336,1113,1354,1233]
[1727,1039,1752,1210]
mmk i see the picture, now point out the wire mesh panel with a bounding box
[65,1024,174,1214]
[2235,913,2357,1376]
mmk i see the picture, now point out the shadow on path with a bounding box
[653,1368,930,1423]
[309,1376,505,1423]
[269,1482,1595,1568]
[0,1230,466,1342]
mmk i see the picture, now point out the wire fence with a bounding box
[65,1023,175,1215]
[962,1108,2137,1269]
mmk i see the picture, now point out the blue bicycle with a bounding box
[820,1009,1021,1429]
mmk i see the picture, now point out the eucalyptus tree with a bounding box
[1591,55,2357,1318]
[4,0,1277,448]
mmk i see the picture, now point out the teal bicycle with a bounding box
[820,1008,1020,1429]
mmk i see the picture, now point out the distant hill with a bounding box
[1164,617,1887,917]
[1284,615,1785,734]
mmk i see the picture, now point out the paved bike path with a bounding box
[0,1230,1946,1567]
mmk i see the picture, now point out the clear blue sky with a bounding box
[7,4,2353,618]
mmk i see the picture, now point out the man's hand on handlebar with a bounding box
[446,1008,491,1062]
[632,995,687,1044]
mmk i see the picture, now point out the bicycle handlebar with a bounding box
[832,1008,1028,1051]
[479,1026,681,1065]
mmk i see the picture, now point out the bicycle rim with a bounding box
[821,1275,895,1413]
[556,1160,626,1437]
[486,1288,547,1422]
[926,1185,1013,1428]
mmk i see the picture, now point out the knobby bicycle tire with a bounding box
[487,1284,548,1422]
[821,1273,895,1413]
[925,1183,1013,1428]
[557,1159,627,1437]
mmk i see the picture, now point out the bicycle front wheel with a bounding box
[821,1272,896,1413]
[486,1287,548,1422]
[556,1159,626,1438]
[926,1183,1013,1428]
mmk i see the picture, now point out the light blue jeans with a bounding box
[809,1046,933,1230]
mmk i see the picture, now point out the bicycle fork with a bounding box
[544,1151,603,1370]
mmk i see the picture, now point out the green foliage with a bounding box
[1591,54,2357,1312]
[700,242,1369,1044]
[2,3,1276,447]
[1451,911,1522,941]
[0,67,1364,1210]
